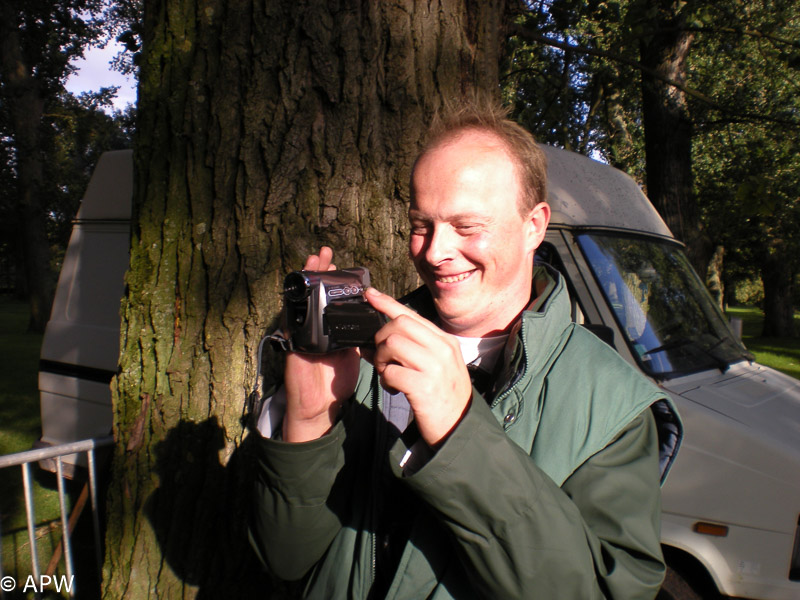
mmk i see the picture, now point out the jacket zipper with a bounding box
[370,368,382,592]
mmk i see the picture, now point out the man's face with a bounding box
[409,130,549,337]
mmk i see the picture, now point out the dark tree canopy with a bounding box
[0,0,131,329]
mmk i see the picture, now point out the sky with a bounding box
[64,41,137,111]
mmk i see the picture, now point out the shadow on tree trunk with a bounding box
[143,419,299,598]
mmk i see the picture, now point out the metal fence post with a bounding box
[0,436,113,599]
[21,462,41,599]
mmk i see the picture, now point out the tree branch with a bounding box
[508,23,800,128]
[684,25,800,49]
[508,23,719,107]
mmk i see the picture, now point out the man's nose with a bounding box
[425,225,456,265]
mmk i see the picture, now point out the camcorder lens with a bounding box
[284,272,311,301]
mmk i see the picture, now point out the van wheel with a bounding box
[657,565,717,600]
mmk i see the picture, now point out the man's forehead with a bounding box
[412,129,518,193]
[413,135,514,187]
[410,127,524,215]
[425,127,511,159]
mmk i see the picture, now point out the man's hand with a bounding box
[282,247,360,443]
[365,287,472,447]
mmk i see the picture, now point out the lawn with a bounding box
[0,297,75,598]
[727,306,800,380]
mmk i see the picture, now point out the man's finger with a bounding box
[365,287,434,323]
[367,288,447,344]
[372,330,427,372]
[319,246,336,271]
[303,246,335,271]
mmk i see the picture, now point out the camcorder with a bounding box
[269,267,387,354]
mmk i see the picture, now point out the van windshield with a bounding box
[577,233,751,379]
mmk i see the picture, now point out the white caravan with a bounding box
[37,149,132,467]
[39,148,800,599]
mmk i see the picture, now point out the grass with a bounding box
[0,300,44,456]
[726,306,800,380]
[0,296,76,599]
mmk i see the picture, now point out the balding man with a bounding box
[250,102,681,599]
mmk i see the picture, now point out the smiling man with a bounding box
[249,102,682,599]
[408,129,546,338]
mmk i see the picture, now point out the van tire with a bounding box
[657,565,702,600]
[657,564,721,600]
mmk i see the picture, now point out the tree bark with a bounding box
[639,1,709,275]
[103,1,508,597]
[706,245,724,311]
[761,248,796,337]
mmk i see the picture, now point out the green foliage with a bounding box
[733,277,764,306]
[45,95,135,252]
[690,1,800,291]
[0,0,106,91]
[0,1,137,300]
[104,0,144,77]
[503,0,655,177]
[504,0,800,335]
[0,92,135,289]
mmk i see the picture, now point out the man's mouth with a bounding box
[435,270,475,284]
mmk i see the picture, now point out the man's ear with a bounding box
[525,201,551,252]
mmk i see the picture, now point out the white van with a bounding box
[540,145,800,600]
[37,149,132,467]
[39,148,800,599]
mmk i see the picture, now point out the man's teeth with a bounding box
[437,272,472,283]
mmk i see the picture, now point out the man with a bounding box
[249,103,682,599]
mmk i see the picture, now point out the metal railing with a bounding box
[0,436,113,599]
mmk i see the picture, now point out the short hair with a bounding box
[413,99,548,214]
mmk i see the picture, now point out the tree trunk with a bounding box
[706,245,724,312]
[102,1,508,597]
[761,251,796,337]
[639,1,708,275]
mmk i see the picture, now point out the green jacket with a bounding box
[250,268,682,599]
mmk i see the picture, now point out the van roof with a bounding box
[541,145,673,239]
[76,149,133,221]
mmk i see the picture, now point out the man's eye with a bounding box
[411,224,431,234]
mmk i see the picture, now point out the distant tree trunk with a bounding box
[761,249,796,337]
[639,1,708,275]
[102,1,508,597]
[0,5,54,332]
[706,245,724,311]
